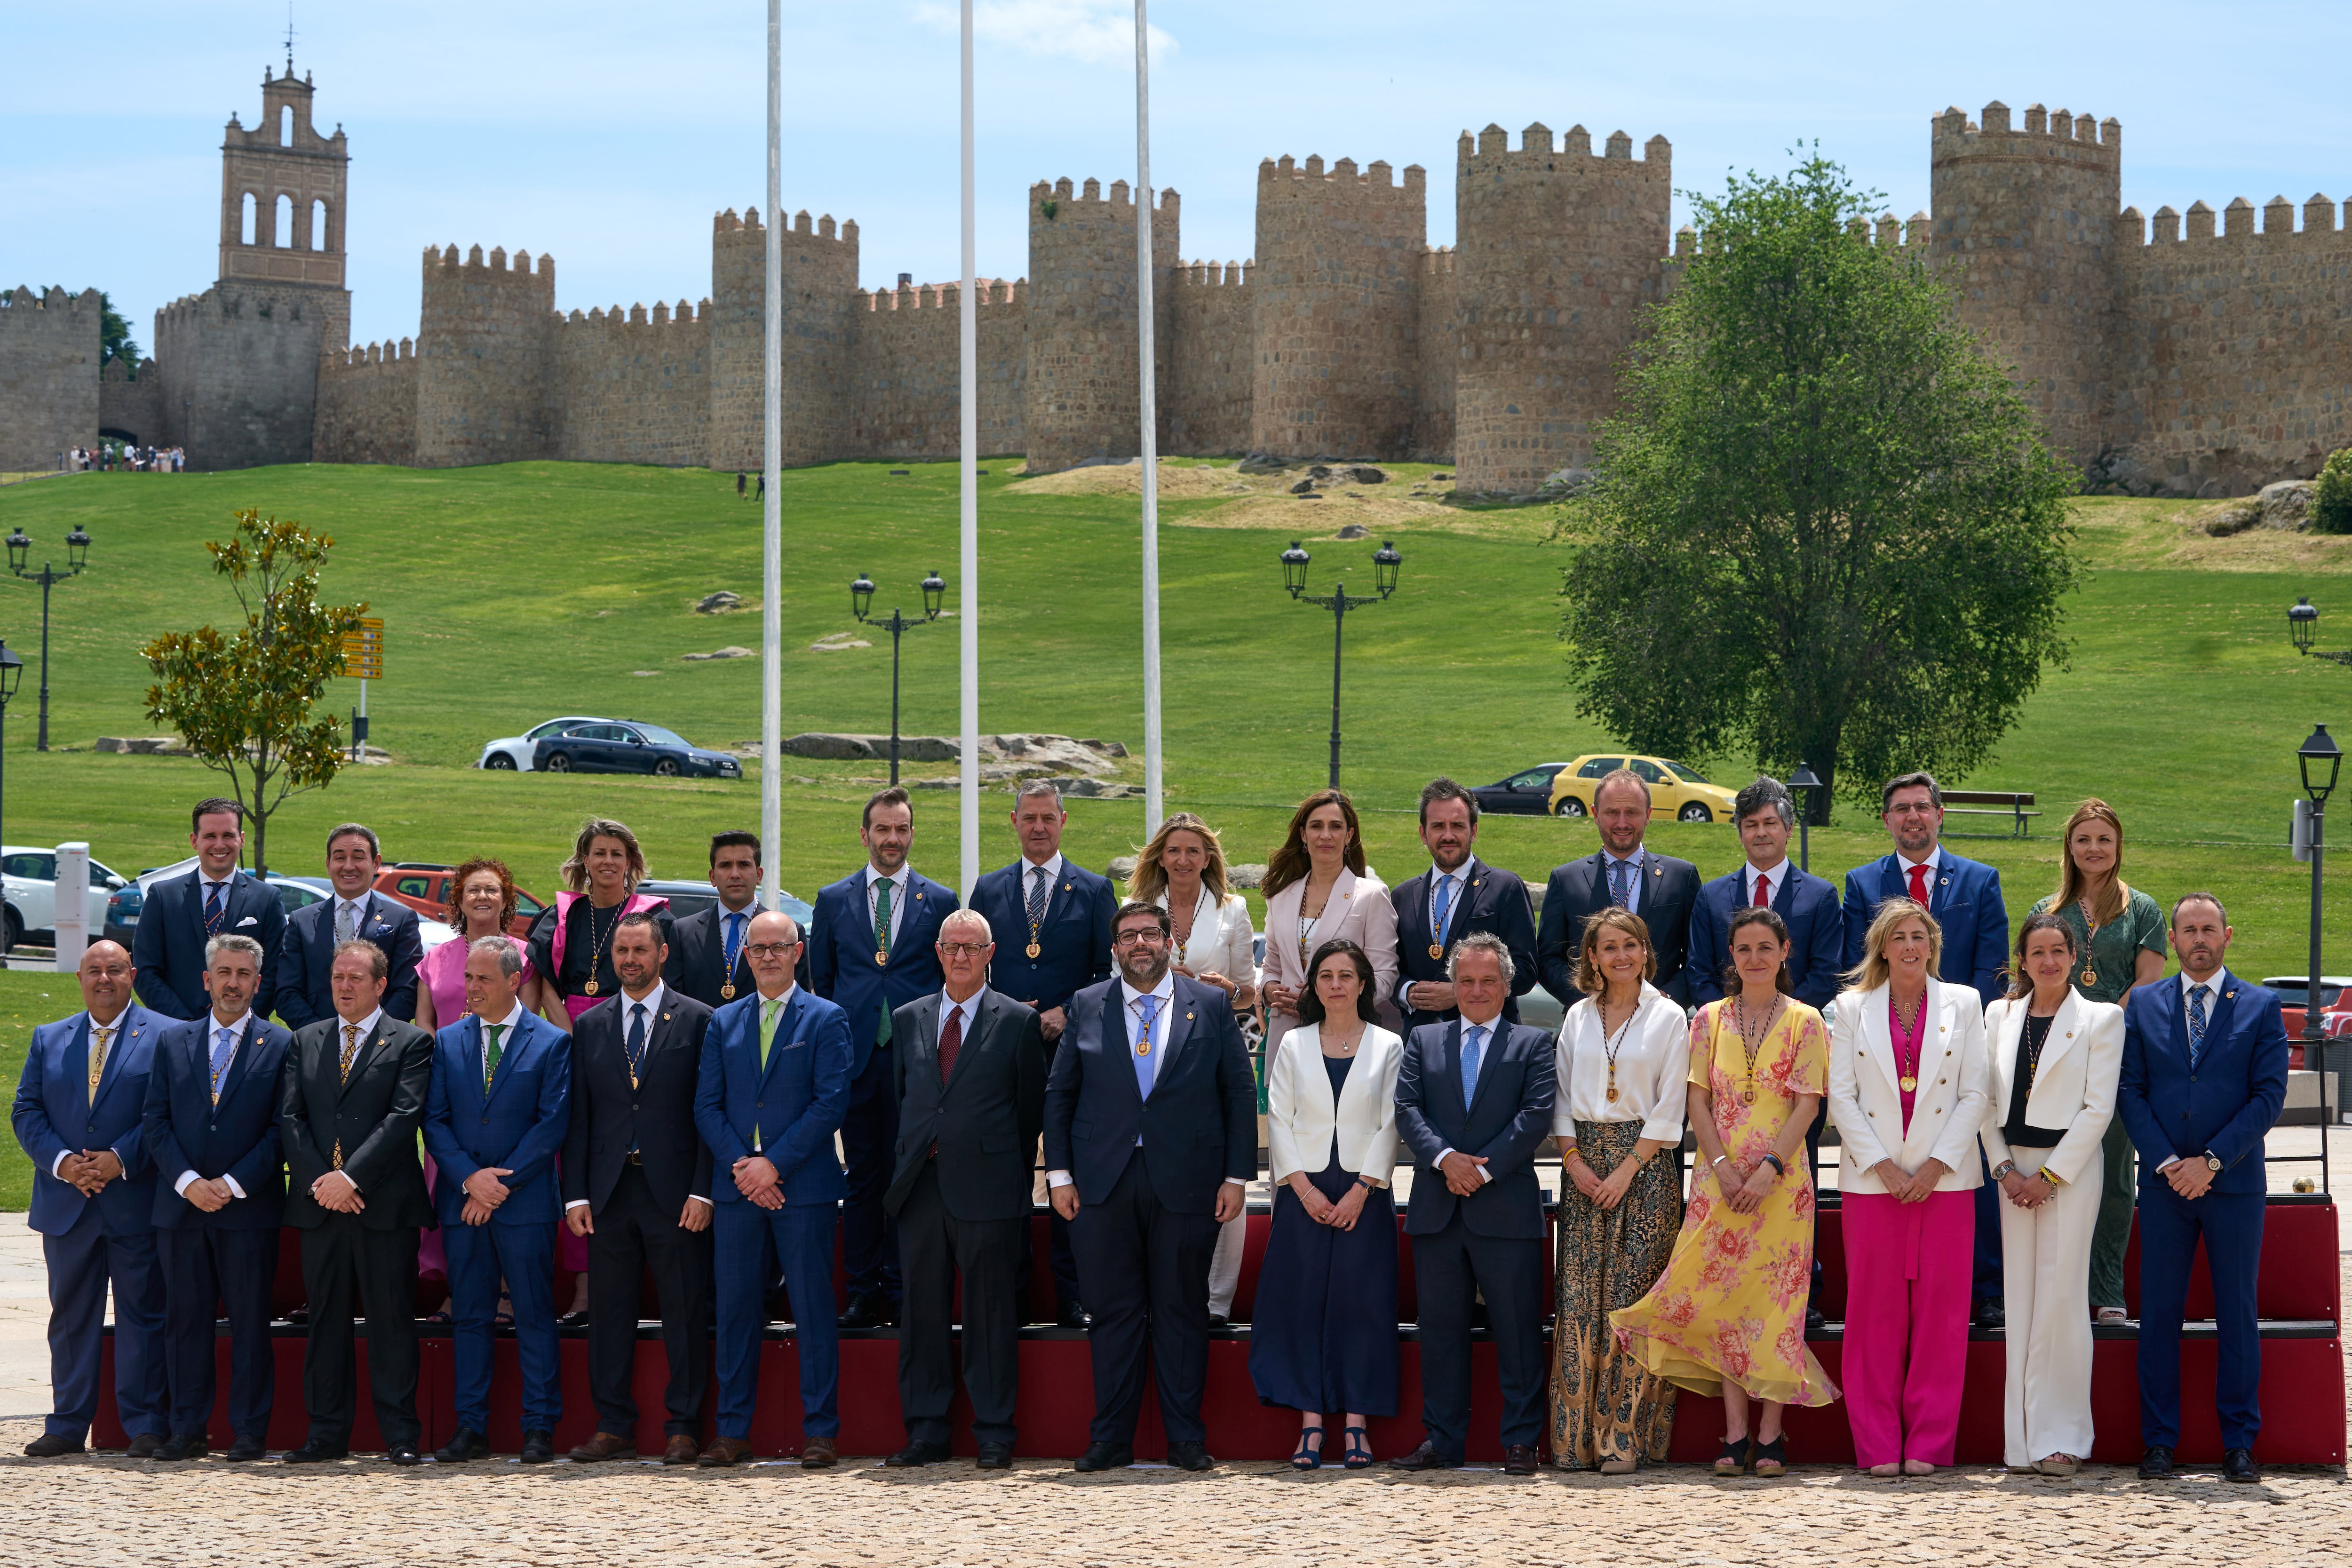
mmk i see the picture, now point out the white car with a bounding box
[2,845,131,949]
[477,716,604,772]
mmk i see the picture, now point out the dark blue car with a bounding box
[531,720,743,780]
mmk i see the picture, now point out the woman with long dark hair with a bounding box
[1259,790,1399,1051]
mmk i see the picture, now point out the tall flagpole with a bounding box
[958,0,980,897]
[760,0,783,911]
[1134,0,1163,835]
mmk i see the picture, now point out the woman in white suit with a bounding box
[1248,938,1403,1470]
[1982,912,2124,1476]
[1259,789,1401,1051]
[1828,897,1992,1477]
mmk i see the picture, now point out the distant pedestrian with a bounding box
[754,473,765,500]
[735,471,747,498]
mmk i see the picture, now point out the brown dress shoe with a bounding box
[697,1436,755,1468]
[1502,1444,1540,1474]
[568,1431,634,1462]
[799,1437,838,1468]
[662,1434,701,1465]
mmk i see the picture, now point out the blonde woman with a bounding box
[1983,912,2124,1476]
[2027,799,2165,1324]
[1828,898,1991,1478]
[1260,790,1400,1048]
[1550,908,1688,1472]
[524,817,677,1027]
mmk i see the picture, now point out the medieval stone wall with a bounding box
[1166,261,1252,455]
[844,279,1027,460]
[1022,178,1178,473]
[0,287,100,470]
[98,355,165,445]
[1411,247,1457,462]
[152,283,326,469]
[552,300,709,467]
[316,337,417,464]
[413,245,555,467]
[707,207,860,472]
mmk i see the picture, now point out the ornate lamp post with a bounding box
[0,642,20,950]
[6,525,92,752]
[851,569,947,786]
[2299,723,2343,1182]
[1789,761,1825,871]
[1279,539,1402,789]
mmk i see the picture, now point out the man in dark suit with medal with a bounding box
[133,797,287,1023]
[272,823,424,1029]
[1391,778,1538,1031]
[1535,769,1701,1005]
[670,831,763,1009]
[562,913,716,1465]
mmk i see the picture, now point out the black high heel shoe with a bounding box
[1714,1435,1753,1475]
[1341,1426,1373,1469]
[1290,1427,1325,1471]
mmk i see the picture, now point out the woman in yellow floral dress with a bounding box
[1611,906,1839,1476]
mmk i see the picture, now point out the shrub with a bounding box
[2313,448,2352,535]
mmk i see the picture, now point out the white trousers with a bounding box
[1998,1154,2104,1466]
[1208,1212,1245,1317]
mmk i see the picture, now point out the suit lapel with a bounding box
[1103,989,1145,1107]
[336,1018,390,1102]
[2198,977,2239,1061]
[214,1016,262,1106]
[1463,1018,1508,1122]
[1863,984,1901,1094]
[944,992,986,1092]
[1154,984,1198,1084]
[2027,990,2086,1093]
[755,992,800,1088]
[1438,1020,1470,1123]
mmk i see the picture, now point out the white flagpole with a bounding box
[958,0,980,898]
[760,0,783,912]
[1134,0,1163,835]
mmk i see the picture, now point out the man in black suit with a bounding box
[1044,901,1256,1473]
[668,831,763,1010]
[133,797,287,1022]
[277,939,435,1465]
[562,912,715,1466]
[1390,931,1557,1474]
[1535,768,1701,1004]
[1391,778,1539,1031]
[271,823,423,1029]
[884,909,1048,1469]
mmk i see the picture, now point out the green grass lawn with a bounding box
[0,459,2349,1204]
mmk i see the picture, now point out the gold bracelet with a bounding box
[2037,1166,2066,1188]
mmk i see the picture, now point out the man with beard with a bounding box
[1534,769,1700,1006]
[1391,777,1537,1031]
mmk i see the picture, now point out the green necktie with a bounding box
[759,997,781,1074]
[873,878,895,1047]
[483,1023,506,1094]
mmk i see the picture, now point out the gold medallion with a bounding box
[1135,1040,1151,1057]
[875,949,889,966]
[1742,1088,1756,1105]
[1026,942,1041,959]
[1605,1085,1620,1103]
[2080,968,2097,987]
[1427,943,1444,961]
[1899,1075,1919,1092]
[584,980,599,996]
[720,984,736,1000]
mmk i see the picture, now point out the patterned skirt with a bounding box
[1549,1119,1682,1468]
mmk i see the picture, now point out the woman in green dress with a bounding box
[2027,799,2166,1323]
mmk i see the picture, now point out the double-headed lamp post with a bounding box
[1789,761,1825,872]
[5,525,92,752]
[851,569,947,786]
[0,643,22,919]
[2299,724,2342,1158]
[1279,539,1402,790]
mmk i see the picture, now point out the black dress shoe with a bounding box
[557,1310,589,1329]
[1387,1439,1457,1471]
[155,1432,209,1462]
[23,1433,84,1457]
[2138,1445,2176,1479]
[1056,1303,1091,1329]
[1208,1313,1229,1329]
[1502,1443,1540,1474]
[1072,1441,1133,1472]
[283,1306,310,1326]
[519,1429,556,1463]
[283,1439,348,1464]
[384,1443,421,1466]
[1805,1305,1828,1334]
[886,1440,951,1467]
[1166,1440,1216,1472]
[125,1433,162,1458]
[1972,1298,2006,1330]
[975,1442,1015,1470]
[435,1427,490,1463]
[836,1295,891,1331]
[223,1435,267,1462]
[2223,1447,2260,1483]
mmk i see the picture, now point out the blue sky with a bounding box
[7,0,2351,351]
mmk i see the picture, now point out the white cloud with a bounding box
[914,0,1175,65]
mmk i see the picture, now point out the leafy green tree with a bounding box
[141,510,366,875]
[1557,153,2080,819]
[2312,447,2352,535]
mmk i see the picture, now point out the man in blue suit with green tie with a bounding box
[694,910,855,1468]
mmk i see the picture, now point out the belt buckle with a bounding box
[625,1151,643,1165]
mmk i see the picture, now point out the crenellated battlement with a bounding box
[1456,122,1671,178]
[855,278,1026,312]
[561,299,709,332]
[713,205,856,249]
[1,285,103,318]
[1931,100,2119,169]
[328,336,415,370]
[1173,260,1250,288]
[2116,191,2352,247]
[1256,154,1425,204]
[425,243,556,291]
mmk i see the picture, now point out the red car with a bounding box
[374,863,547,939]
[2261,975,2352,1068]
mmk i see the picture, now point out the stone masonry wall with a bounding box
[0,287,100,470]
[707,207,859,472]
[98,356,165,445]
[552,300,709,466]
[844,279,1027,460]
[1166,261,1253,455]
[316,337,418,465]
[414,245,555,467]
[1412,247,1457,462]
[152,284,326,470]
[1023,178,1178,473]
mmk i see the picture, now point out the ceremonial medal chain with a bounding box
[1891,989,1927,1092]
[1731,995,1779,1105]
[581,900,620,996]
[1597,999,1637,1104]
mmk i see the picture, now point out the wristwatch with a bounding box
[1989,1160,2018,1181]
[2202,1152,2225,1174]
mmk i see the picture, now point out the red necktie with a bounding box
[1754,872,1769,910]
[938,1003,963,1084]
[1907,861,1931,908]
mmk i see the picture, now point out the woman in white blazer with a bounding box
[1247,938,1403,1470]
[1981,911,2125,1476]
[1828,896,1991,1478]
[1259,789,1401,1050]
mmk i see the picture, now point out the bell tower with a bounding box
[217,60,351,350]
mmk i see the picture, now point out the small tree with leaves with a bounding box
[142,510,366,875]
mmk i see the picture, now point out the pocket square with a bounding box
[236,915,258,928]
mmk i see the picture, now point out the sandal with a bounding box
[1341,1426,1373,1469]
[1714,1435,1752,1475]
[2034,1453,2081,1477]
[1598,1456,1637,1475]
[1290,1426,1325,1471]
[1751,1435,1788,1476]
[2095,1307,2128,1326]
[423,1310,453,1326]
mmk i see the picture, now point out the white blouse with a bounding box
[1551,983,1692,1145]
[1156,883,1255,998]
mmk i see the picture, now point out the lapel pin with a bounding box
[1186,1011,1194,1020]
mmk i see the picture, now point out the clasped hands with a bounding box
[1999,1167,2056,1210]
[570,1195,712,1235]
[1289,1176,1368,1231]
[1871,1157,1950,1205]
[1712,1154,1780,1214]
[310,1170,366,1215]
[1566,1153,1638,1211]
[2162,1156,2217,1200]
[1050,1179,1245,1223]
[56,1149,125,1196]
[461,1166,515,1226]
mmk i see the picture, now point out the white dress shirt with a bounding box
[331,893,373,941]
[175,1009,255,1198]
[1740,858,1791,909]
[1048,971,1237,1192]
[1551,983,1692,1144]
[1398,860,1474,1011]
[865,865,910,949]
[1600,849,1645,915]
[2154,967,2232,1173]
[1437,1014,1507,1183]
[938,986,981,1047]
[1896,845,1943,898]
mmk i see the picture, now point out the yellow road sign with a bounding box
[342,617,383,680]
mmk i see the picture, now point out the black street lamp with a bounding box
[0,642,20,951]
[850,569,947,785]
[2288,597,2352,667]
[2299,723,2343,1180]
[6,524,92,751]
[1278,539,1403,789]
[1790,761,1825,871]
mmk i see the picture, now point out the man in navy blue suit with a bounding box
[1388,932,1558,1475]
[1841,770,2010,1326]
[270,822,422,1029]
[693,910,855,1469]
[806,786,959,1329]
[1045,901,1256,1473]
[141,933,291,1461]
[1689,777,1843,1009]
[422,937,572,1464]
[967,779,1115,1325]
[11,941,168,1457]
[1391,778,1539,1031]
[2117,893,2289,1484]
[134,798,287,1023]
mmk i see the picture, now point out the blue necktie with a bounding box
[1608,856,1632,909]
[1133,994,1163,1101]
[724,911,746,977]
[2188,984,2210,1069]
[209,1025,237,1106]
[203,880,226,935]
[626,1002,649,1153]
[1431,873,1454,947]
[1460,1023,1486,1106]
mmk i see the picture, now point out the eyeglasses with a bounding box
[744,942,802,959]
[1112,930,1168,947]
[938,942,992,958]
[1886,802,1938,816]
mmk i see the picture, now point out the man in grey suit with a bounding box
[884,909,1048,1470]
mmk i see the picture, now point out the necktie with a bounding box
[1432,873,1454,943]
[724,911,747,978]
[209,1025,237,1106]
[87,1024,113,1108]
[338,1022,362,1083]
[1026,866,1050,936]
[627,1003,649,1086]
[1134,994,1162,1100]
[1754,871,1770,910]
[1608,857,1630,909]
[873,878,896,1047]
[938,1002,963,1084]
[482,1023,506,1094]
[337,900,358,944]
[755,998,782,1151]
[1906,861,1931,908]
[2188,984,2211,1068]
[1461,1024,1486,1105]
[203,879,226,935]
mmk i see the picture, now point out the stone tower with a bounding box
[706,206,859,472]
[1248,155,1425,459]
[1929,101,2121,470]
[1022,177,1178,474]
[1452,122,1671,494]
[414,244,556,466]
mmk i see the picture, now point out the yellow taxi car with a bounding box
[1547,753,1739,823]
